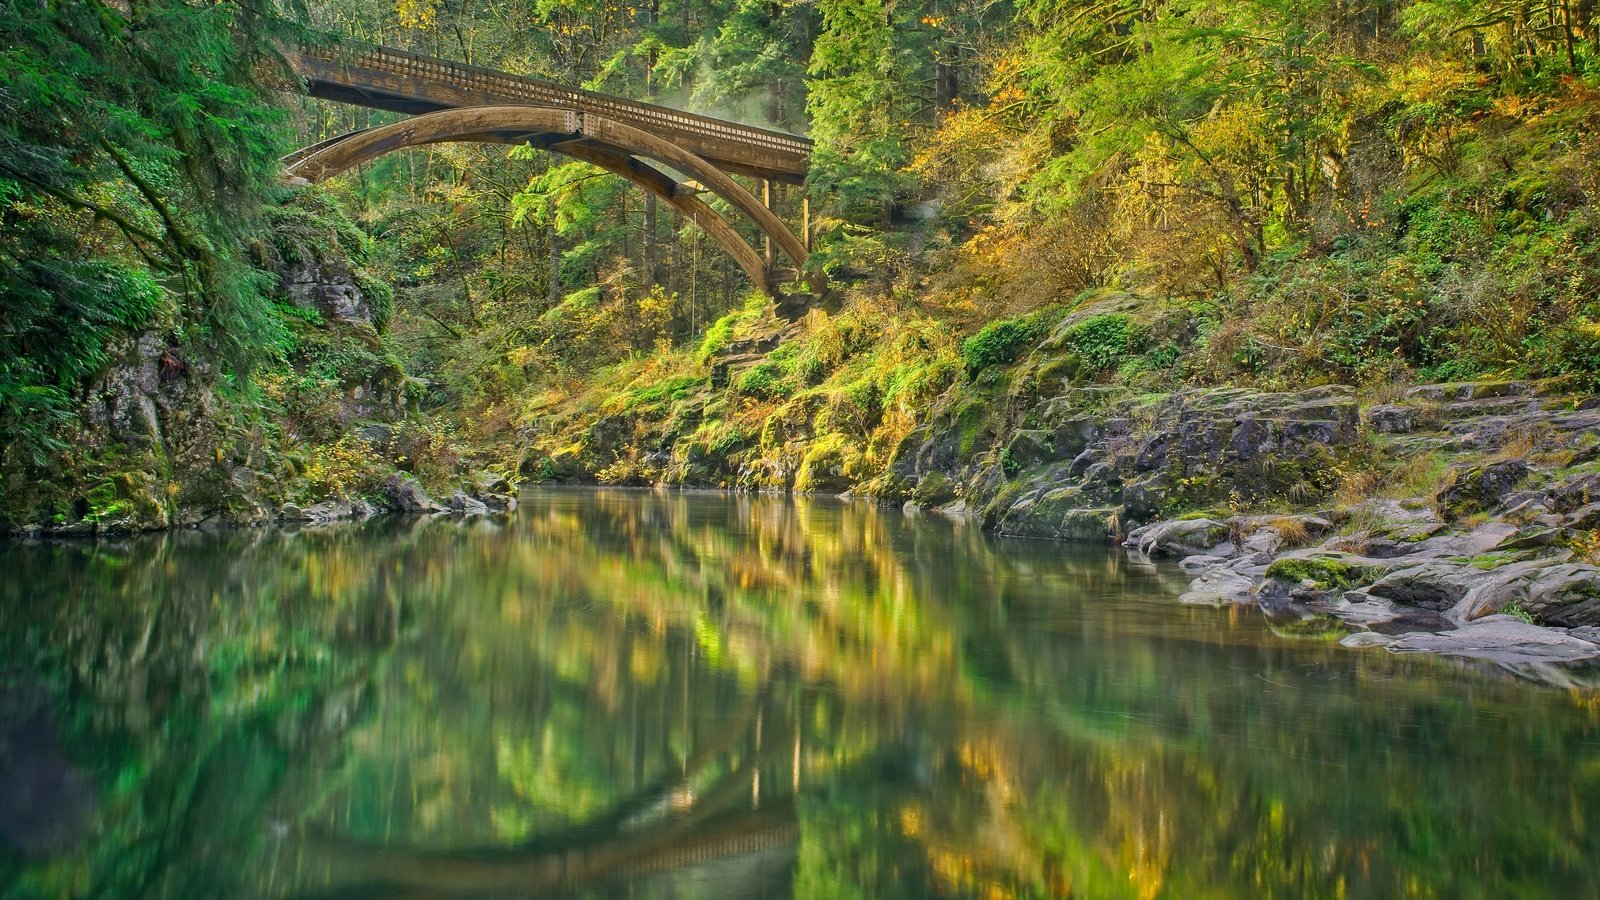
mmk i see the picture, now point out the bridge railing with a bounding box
[294,43,811,172]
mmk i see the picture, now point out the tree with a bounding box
[0,0,305,464]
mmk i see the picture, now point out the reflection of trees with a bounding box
[4,492,1600,899]
[0,526,394,897]
[303,688,801,896]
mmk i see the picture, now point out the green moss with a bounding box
[695,293,768,363]
[734,363,792,399]
[911,471,957,506]
[793,432,857,493]
[623,375,705,410]
[1264,557,1355,590]
[956,399,988,456]
[1459,552,1517,570]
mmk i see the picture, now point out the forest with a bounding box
[1,0,1599,527]
[8,2,1600,895]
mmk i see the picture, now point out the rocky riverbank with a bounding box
[962,376,1600,681]
[526,299,1600,678]
[1112,381,1600,681]
[0,194,516,538]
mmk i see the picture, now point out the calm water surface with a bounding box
[2,488,1599,898]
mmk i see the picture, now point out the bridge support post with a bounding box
[762,179,774,270]
[801,197,810,252]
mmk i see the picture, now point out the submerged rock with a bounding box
[1177,567,1256,605]
[0,696,94,856]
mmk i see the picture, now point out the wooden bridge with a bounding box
[285,43,816,294]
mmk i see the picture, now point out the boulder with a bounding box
[1436,460,1529,519]
[911,472,959,507]
[1522,564,1600,627]
[1004,430,1054,469]
[1364,562,1487,611]
[1449,557,1570,621]
[474,470,511,496]
[1367,404,1417,434]
[448,492,490,516]
[1126,518,1233,559]
[382,474,443,514]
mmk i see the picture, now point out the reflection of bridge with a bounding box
[286,43,817,295]
[301,689,801,896]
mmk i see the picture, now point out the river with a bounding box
[2,488,1598,897]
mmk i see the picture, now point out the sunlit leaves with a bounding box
[392,0,441,28]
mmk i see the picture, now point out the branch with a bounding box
[97,138,201,260]
[6,168,175,272]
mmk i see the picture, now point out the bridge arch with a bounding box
[286,105,815,295]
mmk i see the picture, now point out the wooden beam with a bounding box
[579,116,810,275]
[284,105,808,295]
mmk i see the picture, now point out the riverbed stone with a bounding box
[448,492,490,516]
[1447,557,1570,621]
[1330,595,1405,626]
[1383,616,1600,664]
[1364,563,1487,611]
[1126,518,1233,559]
[1178,567,1257,605]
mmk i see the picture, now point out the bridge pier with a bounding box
[762,179,774,271]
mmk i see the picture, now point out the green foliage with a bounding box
[734,362,793,399]
[696,294,769,364]
[0,0,303,471]
[1057,314,1148,372]
[963,317,1045,378]
[1543,318,1600,390]
[1000,448,1022,477]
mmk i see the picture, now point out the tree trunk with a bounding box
[548,231,561,308]
[643,194,658,287]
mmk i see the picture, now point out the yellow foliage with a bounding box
[300,434,380,501]
[392,0,440,28]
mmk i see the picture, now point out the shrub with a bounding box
[1543,317,1600,389]
[1058,313,1147,371]
[962,317,1042,377]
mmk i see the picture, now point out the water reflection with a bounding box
[2,489,1599,898]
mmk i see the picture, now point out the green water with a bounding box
[1,488,1598,899]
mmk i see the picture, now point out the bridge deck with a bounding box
[291,44,810,183]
